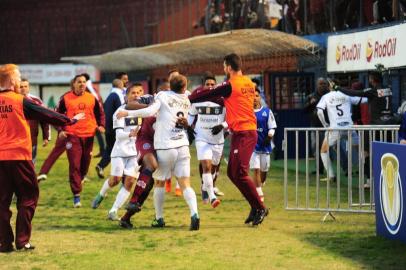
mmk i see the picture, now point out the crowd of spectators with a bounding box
[195,0,406,35]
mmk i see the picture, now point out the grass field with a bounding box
[1,137,406,270]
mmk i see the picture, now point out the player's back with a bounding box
[154,91,190,150]
[319,91,358,128]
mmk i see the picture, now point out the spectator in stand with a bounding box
[95,78,126,178]
[287,0,302,34]
[19,79,50,165]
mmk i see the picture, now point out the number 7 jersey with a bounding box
[317,91,363,128]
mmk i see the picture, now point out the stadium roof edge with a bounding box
[61,29,320,72]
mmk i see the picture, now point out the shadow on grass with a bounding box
[302,231,406,270]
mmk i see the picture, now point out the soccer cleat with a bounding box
[37,174,47,182]
[151,218,166,228]
[125,202,142,214]
[252,208,269,226]
[0,243,14,253]
[190,214,200,231]
[213,187,224,196]
[175,187,182,197]
[119,219,133,229]
[210,198,220,208]
[107,211,119,221]
[73,196,81,208]
[201,189,209,204]
[95,165,104,179]
[16,243,35,251]
[244,208,256,224]
[91,194,104,209]
[165,179,172,193]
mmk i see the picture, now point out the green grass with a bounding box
[1,134,406,270]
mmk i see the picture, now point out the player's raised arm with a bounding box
[188,82,232,104]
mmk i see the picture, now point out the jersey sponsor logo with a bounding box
[136,180,147,189]
[0,103,12,118]
[167,98,189,110]
[380,153,403,235]
[66,141,73,150]
[196,106,223,115]
[125,117,142,126]
[377,88,392,97]
[78,103,86,110]
[143,143,151,150]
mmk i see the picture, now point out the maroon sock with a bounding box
[130,168,153,204]
[138,177,154,205]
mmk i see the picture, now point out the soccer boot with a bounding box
[0,243,14,253]
[213,187,225,196]
[37,174,47,183]
[210,198,221,208]
[107,211,120,221]
[125,202,142,214]
[190,214,200,231]
[151,218,166,228]
[252,208,269,226]
[119,219,134,229]
[73,196,82,208]
[244,208,256,224]
[16,243,35,251]
[91,193,104,209]
[95,165,104,179]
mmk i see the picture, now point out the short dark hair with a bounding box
[252,78,261,86]
[203,71,216,83]
[255,87,260,94]
[115,72,128,79]
[369,71,382,84]
[81,73,90,81]
[224,53,242,71]
[170,75,187,93]
[127,82,143,89]
[73,74,85,82]
[21,78,29,83]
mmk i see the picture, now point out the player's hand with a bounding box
[73,112,85,121]
[116,111,128,119]
[42,139,49,147]
[176,117,189,129]
[129,126,141,137]
[327,78,338,91]
[59,131,68,139]
[187,126,197,145]
[211,124,224,135]
[400,139,406,145]
[97,126,105,133]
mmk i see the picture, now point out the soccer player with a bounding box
[0,64,83,252]
[117,75,200,230]
[19,78,50,164]
[316,86,366,182]
[249,88,277,203]
[57,74,105,207]
[188,73,226,207]
[189,53,268,226]
[92,85,143,220]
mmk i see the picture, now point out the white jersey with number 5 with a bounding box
[316,91,363,128]
[126,90,190,150]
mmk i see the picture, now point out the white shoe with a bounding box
[364,179,371,189]
[37,174,47,182]
[213,187,225,196]
[73,202,82,208]
[107,211,119,221]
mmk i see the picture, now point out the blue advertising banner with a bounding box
[373,142,406,244]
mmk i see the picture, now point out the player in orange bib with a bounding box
[189,53,268,226]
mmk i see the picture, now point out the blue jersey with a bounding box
[254,107,277,154]
[399,112,406,141]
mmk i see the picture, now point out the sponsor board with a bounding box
[373,142,406,244]
[328,23,406,72]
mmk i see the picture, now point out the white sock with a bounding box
[202,173,216,201]
[256,187,264,197]
[154,187,165,219]
[321,152,335,177]
[176,181,180,189]
[110,187,130,213]
[183,187,198,217]
[100,179,111,197]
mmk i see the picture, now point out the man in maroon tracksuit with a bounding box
[0,64,83,252]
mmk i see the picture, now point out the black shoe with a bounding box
[95,165,104,179]
[125,202,142,214]
[119,219,133,229]
[190,214,200,231]
[0,243,14,253]
[244,208,256,224]
[151,218,166,228]
[252,208,269,226]
[16,243,35,251]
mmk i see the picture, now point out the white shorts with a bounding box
[249,152,271,172]
[195,141,224,166]
[110,156,139,178]
[325,130,359,147]
[154,146,191,180]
